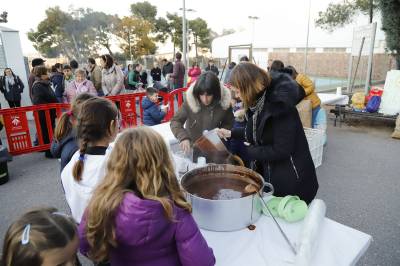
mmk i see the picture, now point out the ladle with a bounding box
[244,184,297,255]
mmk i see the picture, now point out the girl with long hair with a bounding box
[61,97,118,223]
[79,127,215,266]
[51,93,95,172]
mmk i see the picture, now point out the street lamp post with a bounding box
[248,16,259,46]
[179,7,196,66]
[182,0,187,69]
[304,0,312,75]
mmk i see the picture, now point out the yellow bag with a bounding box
[351,92,365,110]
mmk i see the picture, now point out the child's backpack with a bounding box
[366,96,381,113]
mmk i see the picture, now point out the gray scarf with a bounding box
[248,90,266,144]
[5,75,15,92]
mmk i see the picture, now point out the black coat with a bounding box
[150,67,162,82]
[0,74,24,102]
[32,80,58,144]
[205,65,219,76]
[232,72,318,203]
[50,131,78,172]
[50,72,64,99]
[162,62,173,77]
[32,80,58,105]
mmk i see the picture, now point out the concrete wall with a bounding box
[268,52,396,81]
[0,30,30,108]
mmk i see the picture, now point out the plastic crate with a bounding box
[304,128,324,168]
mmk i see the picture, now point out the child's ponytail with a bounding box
[54,112,73,141]
[72,137,88,182]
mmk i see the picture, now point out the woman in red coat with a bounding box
[187,62,201,87]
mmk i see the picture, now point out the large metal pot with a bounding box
[180,164,274,232]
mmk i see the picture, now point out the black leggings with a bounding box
[7,100,21,108]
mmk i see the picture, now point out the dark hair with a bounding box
[192,61,198,68]
[228,62,237,69]
[146,87,158,96]
[1,207,77,266]
[63,64,72,70]
[33,66,48,78]
[239,56,249,62]
[54,63,62,70]
[73,97,118,181]
[3,68,14,76]
[54,93,96,141]
[280,67,294,76]
[31,58,45,68]
[270,60,284,72]
[88,58,96,65]
[69,59,79,69]
[127,64,133,71]
[162,59,167,62]
[175,52,182,60]
[100,54,114,69]
[192,71,221,103]
[230,62,271,108]
[286,65,298,76]
[51,65,58,73]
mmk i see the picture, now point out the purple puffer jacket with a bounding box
[79,192,215,266]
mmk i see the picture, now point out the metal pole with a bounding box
[182,0,187,68]
[304,0,311,74]
[351,37,365,90]
[365,22,377,94]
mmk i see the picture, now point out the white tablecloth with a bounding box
[318,93,349,105]
[151,123,372,265]
[201,215,371,266]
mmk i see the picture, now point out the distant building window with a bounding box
[296,48,316,53]
[323,47,346,53]
[272,48,290,52]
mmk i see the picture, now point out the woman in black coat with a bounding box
[0,68,24,108]
[32,66,58,158]
[218,62,318,203]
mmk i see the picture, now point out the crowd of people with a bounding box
[1,53,324,265]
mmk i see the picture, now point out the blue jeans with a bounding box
[312,106,321,128]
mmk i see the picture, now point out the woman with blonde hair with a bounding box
[78,127,215,266]
[217,62,318,204]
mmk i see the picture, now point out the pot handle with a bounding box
[262,182,274,197]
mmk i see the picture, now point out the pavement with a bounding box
[0,121,399,265]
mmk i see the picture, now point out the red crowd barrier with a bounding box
[0,88,188,156]
[0,103,69,155]
[159,87,187,121]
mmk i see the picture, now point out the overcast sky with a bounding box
[3,0,375,55]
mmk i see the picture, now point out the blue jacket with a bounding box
[50,131,79,172]
[142,97,166,126]
[50,72,64,99]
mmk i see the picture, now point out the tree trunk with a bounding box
[173,35,176,57]
[104,43,113,57]
[369,0,373,23]
[195,35,198,62]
